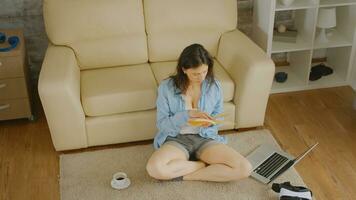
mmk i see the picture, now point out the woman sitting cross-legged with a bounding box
[146,43,252,182]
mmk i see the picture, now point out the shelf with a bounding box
[276,0,317,11]
[272,9,316,53]
[271,50,312,93]
[309,46,352,88]
[272,66,307,93]
[314,30,353,49]
[253,0,355,94]
[320,0,356,7]
[272,40,312,53]
[308,71,347,87]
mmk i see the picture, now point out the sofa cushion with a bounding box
[150,60,234,102]
[44,0,148,69]
[81,64,157,116]
[144,0,237,62]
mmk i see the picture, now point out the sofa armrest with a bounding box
[217,30,275,128]
[38,45,87,151]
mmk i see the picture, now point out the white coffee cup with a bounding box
[279,0,295,6]
[111,172,131,190]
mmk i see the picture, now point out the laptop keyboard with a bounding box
[254,153,289,178]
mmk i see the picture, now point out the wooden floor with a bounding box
[0,86,355,200]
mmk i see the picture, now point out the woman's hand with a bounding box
[188,110,215,127]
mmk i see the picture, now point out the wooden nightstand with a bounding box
[0,29,34,121]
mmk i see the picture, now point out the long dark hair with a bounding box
[170,43,214,93]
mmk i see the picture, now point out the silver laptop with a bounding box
[247,143,318,184]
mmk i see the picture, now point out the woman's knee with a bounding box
[240,158,253,177]
[231,158,253,180]
[146,159,171,180]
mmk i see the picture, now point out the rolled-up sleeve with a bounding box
[156,84,189,133]
[202,81,224,135]
[211,81,224,117]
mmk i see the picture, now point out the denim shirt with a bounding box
[153,78,227,149]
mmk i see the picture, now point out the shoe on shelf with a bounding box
[309,63,333,81]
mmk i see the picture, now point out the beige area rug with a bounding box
[60,129,307,200]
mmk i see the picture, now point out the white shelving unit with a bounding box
[253,0,356,93]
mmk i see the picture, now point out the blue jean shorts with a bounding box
[163,134,221,161]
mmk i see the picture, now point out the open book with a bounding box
[188,118,223,126]
[187,113,226,127]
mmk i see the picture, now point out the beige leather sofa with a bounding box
[38,0,275,151]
